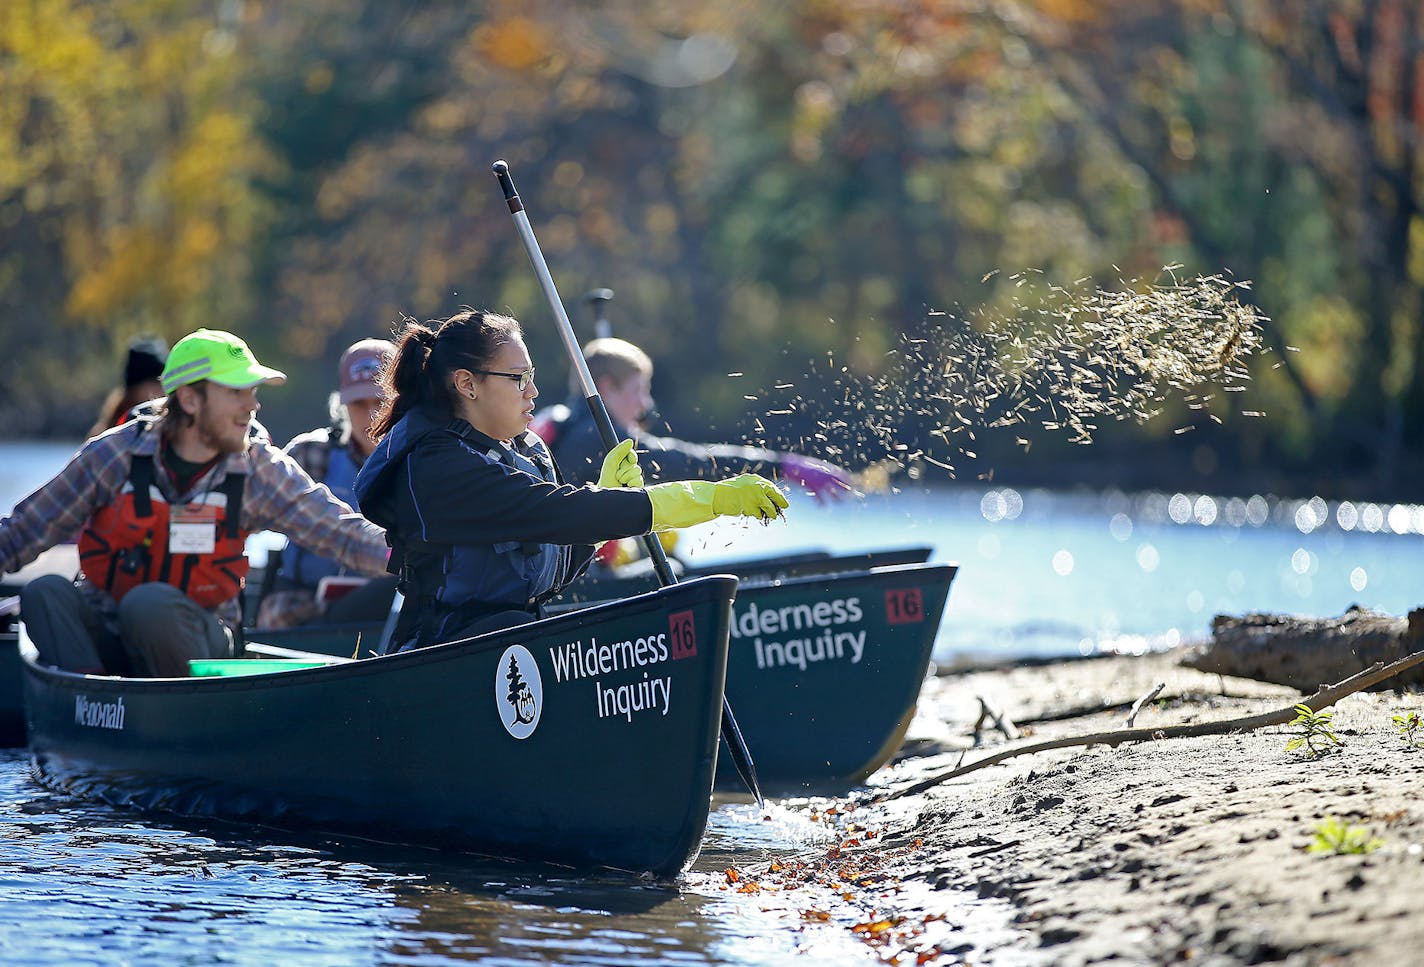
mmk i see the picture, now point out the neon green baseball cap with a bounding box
[160,329,287,393]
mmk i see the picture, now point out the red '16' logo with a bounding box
[669,610,697,659]
[885,588,924,625]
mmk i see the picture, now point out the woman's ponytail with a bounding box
[371,318,436,440]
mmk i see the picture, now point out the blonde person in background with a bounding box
[257,338,401,629]
[531,337,853,567]
[534,337,856,497]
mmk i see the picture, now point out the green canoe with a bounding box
[256,560,958,795]
[0,629,22,747]
[711,562,956,794]
[23,576,738,876]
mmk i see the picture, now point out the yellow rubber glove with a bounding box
[646,474,789,531]
[597,438,644,488]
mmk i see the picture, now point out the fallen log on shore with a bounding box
[1181,605,1424,691]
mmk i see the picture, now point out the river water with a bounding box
[683,470,1422,661]
[0,746,1027,966]
[3,439,1420,964]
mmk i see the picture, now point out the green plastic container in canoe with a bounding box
[189,659,332,677]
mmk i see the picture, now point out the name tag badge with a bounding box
[170,504,219,554]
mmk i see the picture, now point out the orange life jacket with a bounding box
[79,454,249,609]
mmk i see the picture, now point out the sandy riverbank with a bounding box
[720,648,1424,965]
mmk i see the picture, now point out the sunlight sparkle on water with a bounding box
[1193,495,1218,525]
[1388,504,1414,534]
[1245,494,1269,525]
[1168,493,1192,524]
[979,487,1023,523]
[1223,497,1248,526]
[1294,497,1328,534]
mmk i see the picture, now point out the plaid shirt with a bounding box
[0,413,388,628]
[284,425,340,487]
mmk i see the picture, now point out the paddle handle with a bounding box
[586,288,614,339]
[493,160,763,808]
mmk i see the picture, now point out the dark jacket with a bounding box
[354,406,652,650]
[542,396,785,487]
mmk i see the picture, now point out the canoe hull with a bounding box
[24,576,738,876]
[0,631,23,746]
[717,563,956,794]
[260,561,958,795]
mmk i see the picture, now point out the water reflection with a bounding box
[1,751,1014,965]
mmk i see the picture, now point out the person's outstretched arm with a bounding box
[0,434,130,576]
[635,431,856,503]
[246,443,389,577]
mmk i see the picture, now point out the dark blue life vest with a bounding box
[428,428,563,615]
[288,441,361,589]
[355,413,569,649]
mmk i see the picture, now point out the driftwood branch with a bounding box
[876,648,1424,803]
[972,694,1020,744]
[1126,681,1166,727]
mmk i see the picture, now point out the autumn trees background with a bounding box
[3,1,1422,499]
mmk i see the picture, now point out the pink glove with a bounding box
[779,454,857,503]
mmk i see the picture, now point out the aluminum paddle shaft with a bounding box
[491,160,764,808]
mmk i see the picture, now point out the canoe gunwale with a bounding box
[552,547,940,605]
[560,561,958,613]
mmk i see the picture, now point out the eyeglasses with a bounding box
[473,367,536,391]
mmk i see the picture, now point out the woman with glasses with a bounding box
[354,308,787,653]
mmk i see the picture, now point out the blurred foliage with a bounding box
[2,0,1422,500]
[0,0,275,430]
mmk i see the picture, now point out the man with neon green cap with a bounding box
[2,329,391,677]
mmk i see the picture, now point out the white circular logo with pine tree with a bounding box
[496,644,542,739]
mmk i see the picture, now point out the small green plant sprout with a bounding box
[1285,703,1343,757]
[1391,710,1424,749]
[1305,817,1384,856]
